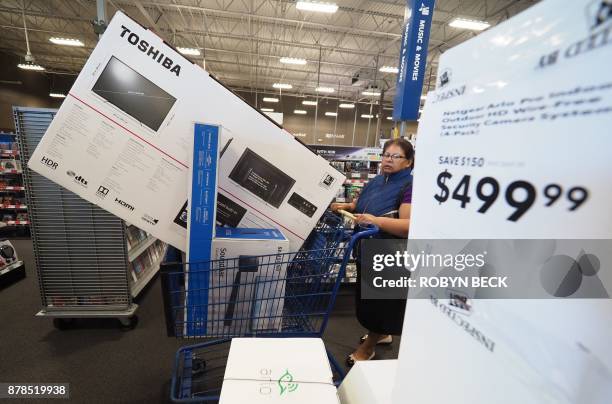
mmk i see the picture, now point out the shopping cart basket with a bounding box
[161,223,378,403]
[300,210,352,251]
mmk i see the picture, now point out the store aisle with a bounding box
[0,239,400,403]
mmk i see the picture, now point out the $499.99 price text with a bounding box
[434,170,589,221]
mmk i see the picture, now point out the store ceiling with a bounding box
[0,0,538,103]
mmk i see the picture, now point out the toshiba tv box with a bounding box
[27,10,345,253]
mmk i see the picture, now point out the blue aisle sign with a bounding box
[186,123,220,336]
[392,0,436,121]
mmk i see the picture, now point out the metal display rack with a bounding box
[14,106,165,328]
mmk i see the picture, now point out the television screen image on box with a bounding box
[228,148,296,208]
[92,56,176,131]
[217,193,247,227]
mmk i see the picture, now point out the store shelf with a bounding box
[0,170,23,175]
[3,220,30,226]
[128,235,157,262]
[130,245,168,297]
[0,151,19,158]
[344,180,367,186]
[0,186,25,192]
[0,204,27,210]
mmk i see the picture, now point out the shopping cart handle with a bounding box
[346,224,379,250]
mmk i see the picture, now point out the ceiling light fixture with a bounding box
[177,47,201,56]
[261,108,274,112]
[49,37,84,47]
[325,112,337,117]
[294,110,307,115]
[263,97,279,103]
[302,100,317,106]
[296,1,338,13]
[449,18,491,31]
[18,62,44,71]
[361,114,374,119]
[386,116,393,120]
[362,90,381,97]
[18,9,44,71]
[379,66,399,74]
[273,83,293,89]
[316,87,335,93]
[49,92,66,98]
[339,103,354,109]
[280,57,307,65]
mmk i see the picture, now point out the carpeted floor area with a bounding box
[0,238,400,403]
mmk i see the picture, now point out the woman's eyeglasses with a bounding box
[381,153,406,161]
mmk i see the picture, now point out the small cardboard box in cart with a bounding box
[183,124,291,335]
[219,338,340,404]
[207,227,289,335]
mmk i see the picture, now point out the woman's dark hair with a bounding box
[382,138,415,163]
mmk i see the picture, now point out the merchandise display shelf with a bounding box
[128,234,157,262]
[3,220,29,226]
[0,132,28,234]
[0,204,27,210]
[130,245,168,297]
[328,151,381,203]
[0,186,25,191]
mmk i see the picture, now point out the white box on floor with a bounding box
[206,228,289,335]
[220,338,339,404]
[27,11,344,252]
[338,360,397,404]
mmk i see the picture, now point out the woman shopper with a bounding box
[331,138,414,366]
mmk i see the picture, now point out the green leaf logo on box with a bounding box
[277,369,299,395]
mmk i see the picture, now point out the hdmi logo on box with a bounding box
[114,198,135,211]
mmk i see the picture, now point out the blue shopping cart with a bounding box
[160,212,376,403]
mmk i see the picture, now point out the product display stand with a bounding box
[0,131,30,237]
[14,107,165,329]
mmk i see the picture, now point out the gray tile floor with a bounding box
[0,239,400,403]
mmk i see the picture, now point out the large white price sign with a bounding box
[393,0,612,403]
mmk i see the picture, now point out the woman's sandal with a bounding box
[359,334,393,345]
[346,351,376,367]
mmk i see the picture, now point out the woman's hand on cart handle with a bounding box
[354,213,378,226]
[331,201,355,212]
